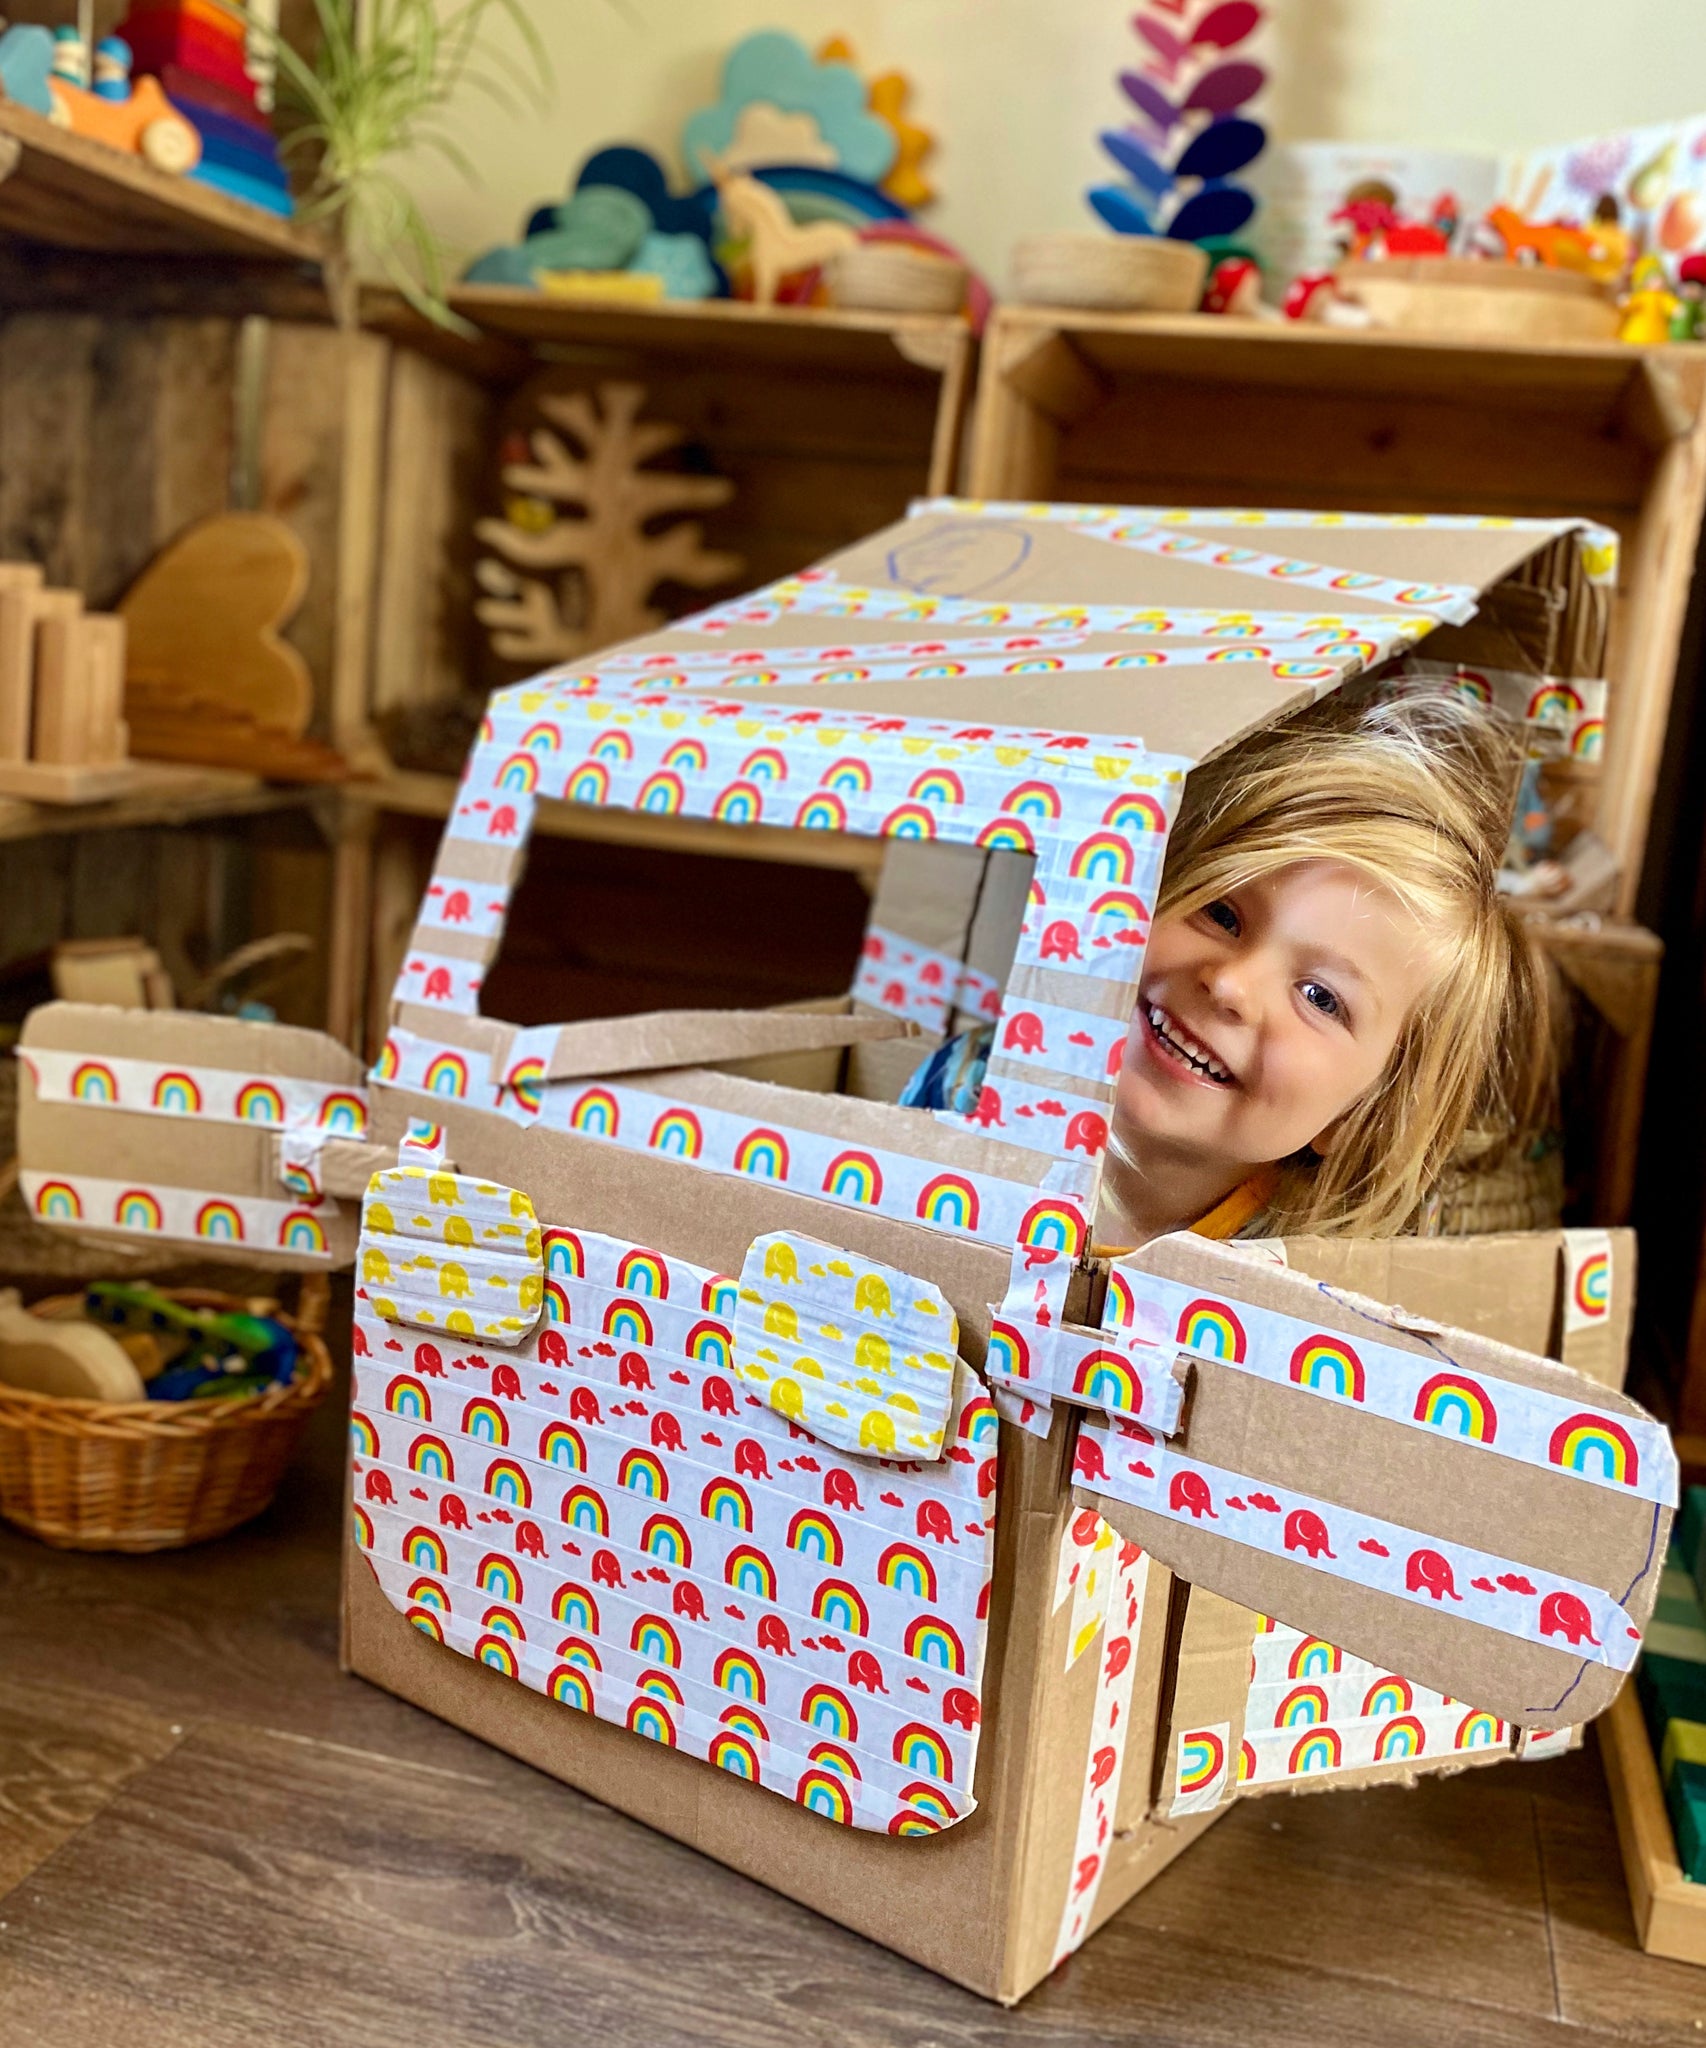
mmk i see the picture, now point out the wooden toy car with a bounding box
[47,72,200,175]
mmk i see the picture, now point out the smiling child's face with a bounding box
[1114,858,1435,1184]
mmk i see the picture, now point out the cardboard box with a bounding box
[15,503,1673,2002]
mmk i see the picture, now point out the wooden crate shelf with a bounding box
[967,307,1706,921]
[1601,1682,1706,1965]
[0,101,321,267]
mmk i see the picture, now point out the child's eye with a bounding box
[1203,899,1240,935]
[1300,980,1342,1020]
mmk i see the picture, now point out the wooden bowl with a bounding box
[828,243,967,315]
[1336,258,1621,343]
[1011,232,1208,312]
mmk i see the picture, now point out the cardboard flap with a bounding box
[730,1230,962,1461]
[358,1168,544,1346]
[16,1002,365,1268]
[509,1009,917,1088]
[1077,1233,1673,1728]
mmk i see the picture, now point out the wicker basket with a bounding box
[0,1276,333,1551]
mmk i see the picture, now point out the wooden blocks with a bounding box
[0,562,142,801]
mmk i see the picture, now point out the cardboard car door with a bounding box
[1072,1234,1673,1729]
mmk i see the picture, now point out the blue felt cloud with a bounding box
[0,25,56,116]
[681,30,896,185]
[630,230,718,300]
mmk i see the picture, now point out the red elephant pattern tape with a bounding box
[1074,1418,1643,1674]
[351,1222,999,1836]
[1102,1260,1676,1510]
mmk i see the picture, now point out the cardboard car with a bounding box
[16,500,1672,2003]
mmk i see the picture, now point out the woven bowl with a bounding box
[0,1277,333,1551]
[1011,232,1208,312]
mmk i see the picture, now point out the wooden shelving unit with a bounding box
[966,307,1706,918]
[0,100,321,267]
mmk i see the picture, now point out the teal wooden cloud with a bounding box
[682,29,897,185]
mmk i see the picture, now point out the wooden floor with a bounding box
[0,1324,1703,2047]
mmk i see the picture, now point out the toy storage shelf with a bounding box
[0,101,321,266]
[967,306,1706,919]
[332,292,976,1055]
[1601,1683,1706,1964]
[0,767,308,843]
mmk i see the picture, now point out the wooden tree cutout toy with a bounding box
[474,382,743,663]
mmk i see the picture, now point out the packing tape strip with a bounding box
[393,947,486,1015]
[1169,1719,1232,1817]
[1562,1228,1614,1336]
[1102,1261,1675,1507]
[902,499,1482,620]
[936,1068,1114,1161]
[468,719,1183,844]
[853,925,965,1032]
[360,1285,996,1562]
[358,1418,970,1666]
[985,994,1127,1087]
[678,573,1438,644]
[359,1535,975,1834]
[985,1311,1186,1436]
[1073,518,1478,623]
[553,640,1391,694]
[576,628,1101,677]
[376,1023,1093,1258]
[1078,1423,1646,1674]
[20,1048,368,1137]
[20,1169,336,1258]
[910,497,1615,544]
[1051,1533,1152,1966]
[1239,1700,1508,1785]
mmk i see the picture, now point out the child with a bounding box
[1097,693,1548,1248]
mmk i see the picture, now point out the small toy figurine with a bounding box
[45,63,200,174]
[1332,181,1457,259]
[1483,203,1607,274]
[1282,271,1369,327]
[1619,254,1680,344]
[92,35,133,102]
[1201,253,1264,315]
[1672,253,1706,341]
[50,23,88,89]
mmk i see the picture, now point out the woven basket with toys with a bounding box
[0,1275,332,1551]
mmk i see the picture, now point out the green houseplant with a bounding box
[245,0,551,325]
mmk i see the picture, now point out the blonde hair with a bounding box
[1154,692,1550,1237]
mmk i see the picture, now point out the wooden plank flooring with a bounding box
[0,1327,1703,2045]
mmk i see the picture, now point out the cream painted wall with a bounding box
[395,0,1706,289]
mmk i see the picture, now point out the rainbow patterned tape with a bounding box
[681,573,1437,644]
[985,1310,1185,1437]
[1051,1533,1153,1966]
[732,1233,960,1461]
[1170,1721,1231,1817]
[544,638,1398,695]
[1240,1612,1515,1788]
[21,1170,333,1257]
[20,1048,368,1136]
[351,1219,999,1835]
[1391,661,1610,764]
[360,1168,544,1343]
[375,1023,1095,1256]
[1104,1260,1674,1507]
[909,498,1619,587]
[1076,1419,1645,1674]
[904,500,1486,621]
[1563,1228,1614,1337]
